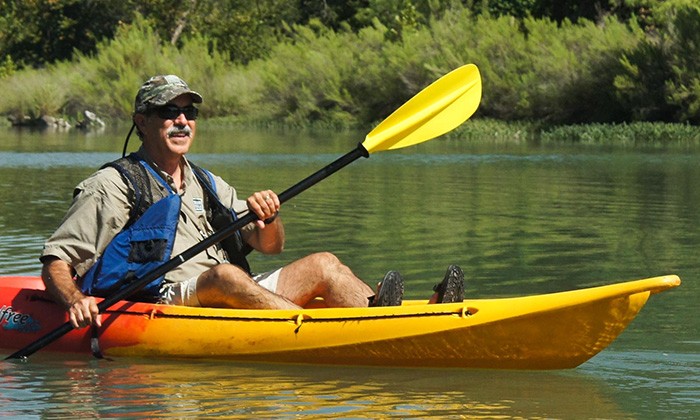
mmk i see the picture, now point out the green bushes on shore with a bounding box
[1,1,699,133]
[538,121,700,146]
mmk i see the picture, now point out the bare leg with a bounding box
[196,263,301,309]
[275,252,375,307]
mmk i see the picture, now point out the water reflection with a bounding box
[0,357,632,418]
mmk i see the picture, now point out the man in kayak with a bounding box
[39,75,465,329]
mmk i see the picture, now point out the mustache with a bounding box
[167,126,192,137]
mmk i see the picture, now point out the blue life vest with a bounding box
[78,155,251,302]
[79,161,180,301]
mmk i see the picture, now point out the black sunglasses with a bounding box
[151,105,199,120]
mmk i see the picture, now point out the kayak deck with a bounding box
[0,275,680,369]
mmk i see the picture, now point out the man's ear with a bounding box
[133,113,146,131]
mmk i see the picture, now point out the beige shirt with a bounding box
[41,149,252,283]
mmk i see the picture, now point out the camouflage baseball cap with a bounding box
[134,75,202,114]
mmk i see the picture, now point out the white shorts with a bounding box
[158,267,283,307]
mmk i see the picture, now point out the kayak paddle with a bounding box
[6,63,481,360]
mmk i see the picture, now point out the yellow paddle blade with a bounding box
[362,64,481,154]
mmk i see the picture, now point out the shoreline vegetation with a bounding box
[1,1,699,145]
[3,117,698,148]
[197,118,700,147]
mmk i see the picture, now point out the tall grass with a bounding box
[539,122,700,146]
[64,16,234,119]
[1,67,71,120]
[423,12,641,123]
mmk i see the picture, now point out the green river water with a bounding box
[0,126,697,418]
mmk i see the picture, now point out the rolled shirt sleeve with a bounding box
[40,168,132,277]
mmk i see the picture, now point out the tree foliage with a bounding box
[0,0,697,125]
[615,0,700,123]
[0,0,134,68]
[1,0,665,70]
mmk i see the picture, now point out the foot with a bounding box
[369,271,404,307]
[432,264,464,303]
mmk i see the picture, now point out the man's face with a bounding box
[136,94,197,160]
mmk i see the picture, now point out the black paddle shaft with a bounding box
[6,144,369,360]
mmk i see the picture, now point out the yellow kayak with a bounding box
[0,275,680,369]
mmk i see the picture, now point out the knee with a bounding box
[306,252,353,279]
[308,252,343,270]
